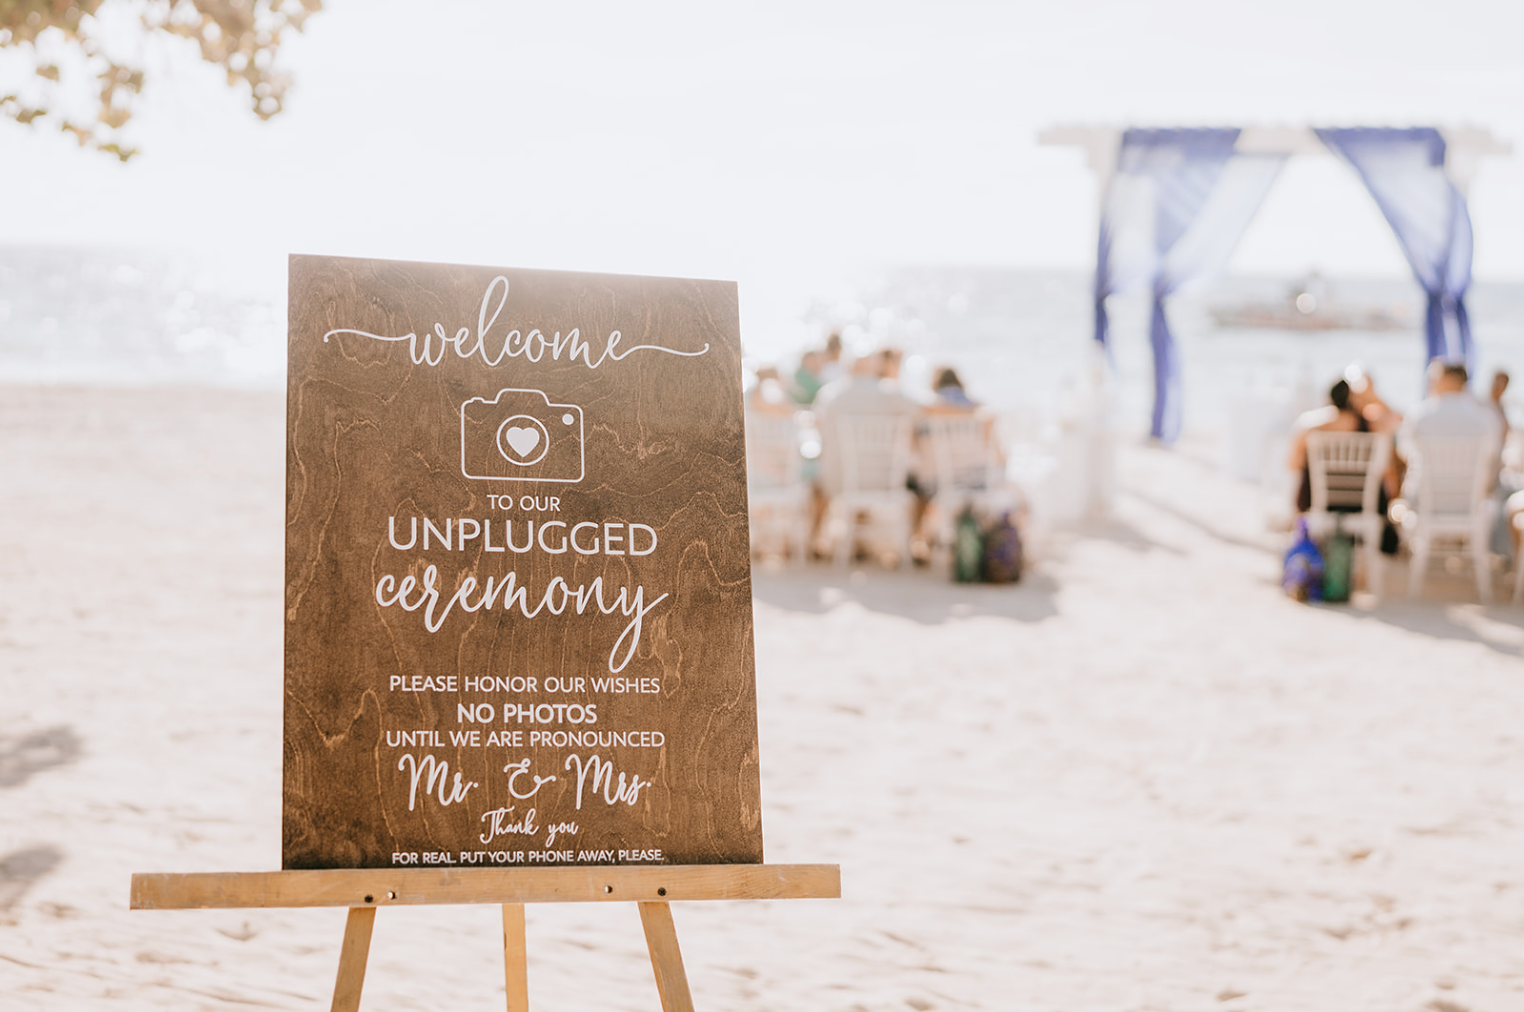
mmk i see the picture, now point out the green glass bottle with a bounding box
[953,507,983,583]
[1322,517,1353,603]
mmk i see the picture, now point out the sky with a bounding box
[7,0,1524,346]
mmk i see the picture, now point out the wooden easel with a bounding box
[131,863,839,1011]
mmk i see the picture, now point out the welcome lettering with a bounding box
[324,276,710,370]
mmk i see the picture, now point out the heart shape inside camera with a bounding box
[503,426,541,459]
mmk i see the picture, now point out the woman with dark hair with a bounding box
[1289,379,1366,514]
[1289,378,1401,564]
[932,366,975,408]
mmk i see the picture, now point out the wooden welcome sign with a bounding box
[282,254,762,871]
[130,255,837,1012]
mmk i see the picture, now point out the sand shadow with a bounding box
[0,726,82,788]
[752,565,1059,624]
[1347,598,1524,657]
[1122,488,1279,556]
[1242,546,1524,655]
[0,845,63,916]
[1065,514,1185,556]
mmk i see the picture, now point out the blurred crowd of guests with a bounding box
[1288,360,1522,563]
[749,332,988,415]
[746,331,1011,565]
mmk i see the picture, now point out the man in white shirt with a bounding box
[810,350,922,560]
[1398,360,1503,492]
[813,350,921,498]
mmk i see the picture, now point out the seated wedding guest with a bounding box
[1398,361,1503,483]
[1486,369,1517,560]
[1398,361,1505,572]
[1508,488,1524,564]
[1288,378,1368,513]
[908,364,1009,561]
[1490,369,1511,448]
[928,366,976,410]
[1486,369,1513,488]
[921,365,1001,455]
[814,353,921,461]
[1345,363,1402,433]
[791,350,825,405]
[817,331,845,385]
[1292,377,1403,554]
[1345,363,1404,496]
[812,352,921,556]
[746,365,796,416]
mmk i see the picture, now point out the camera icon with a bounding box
[460,389,585,483]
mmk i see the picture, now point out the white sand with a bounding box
[3,386,1523,1011]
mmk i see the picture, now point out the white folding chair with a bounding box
[828,414,914,567]
[1404,435,1498,603]
[921,413,1008,561]
[1305,431,1391,598]
[744,410,810,562]
[924,414,1003,495]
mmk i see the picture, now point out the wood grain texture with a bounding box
[639,902,697,1012]
[502,903,528,1012]
[130,864,841,909]
[284,255,761,869]
[331,906,376,1012]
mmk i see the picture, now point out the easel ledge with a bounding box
[131,863,839,909]
[129,864,839,1012]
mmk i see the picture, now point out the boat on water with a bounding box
[1209,275,1413,331]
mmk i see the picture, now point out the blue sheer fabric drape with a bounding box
[1094,128,1283,441]
[1315,128,1475,373]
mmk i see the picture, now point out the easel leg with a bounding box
[637,901,696,1012]
[331,906,377,1012]
[502,902,529,1012]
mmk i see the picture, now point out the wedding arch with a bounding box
[1040,125,1510,442]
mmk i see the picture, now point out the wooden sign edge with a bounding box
[287,251,743,291]
[130,864,839,910]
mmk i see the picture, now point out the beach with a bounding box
[3,383,1523,1010]
[8,0,1524,1004]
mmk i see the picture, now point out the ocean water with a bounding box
[0,246,286,389]
[5,246,1524,441]
[807,267,1524,434]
